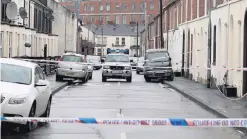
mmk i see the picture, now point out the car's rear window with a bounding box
[62,55,83,62]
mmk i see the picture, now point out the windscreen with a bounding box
[0,63,32,85]
[105,55,129,62]
[62,55,83,62]
[146,52,169,62]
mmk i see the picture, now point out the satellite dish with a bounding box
[2,0,11,4]
[19,7,27,19]
[6,1,18,20]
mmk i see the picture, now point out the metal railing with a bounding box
[13,56,60,76]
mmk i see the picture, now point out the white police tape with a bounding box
[14,58,247,71]
[2,117,247,127]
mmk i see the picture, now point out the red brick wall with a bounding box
[199,0,205,17]
[187,0,191,21]
[182,0,186,23]
[79,0,159,25]
[178,1,181,24]
[192,0,197,19]
[216,0,224,6]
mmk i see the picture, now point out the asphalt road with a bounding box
[1,70,246,139]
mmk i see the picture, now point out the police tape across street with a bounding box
[2,117,247,127]
[17,58,247,71]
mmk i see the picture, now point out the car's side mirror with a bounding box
[101,59,105,63]
[130,59,133,62]
[35,80,47,87]
[169,57,172,61]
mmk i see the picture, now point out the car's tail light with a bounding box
[58,57,63,61]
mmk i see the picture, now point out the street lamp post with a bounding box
[159,0,164,48]
[101,28,103,58]
[136,22,139,57]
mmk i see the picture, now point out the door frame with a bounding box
[243,10,247,95]
[182,31,185,76]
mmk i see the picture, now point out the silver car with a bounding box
[86,59,94,80]
[136,57,145,74]
[56,53,89,83]
[102,54,132,82]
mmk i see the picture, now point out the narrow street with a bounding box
[1,70,245,139]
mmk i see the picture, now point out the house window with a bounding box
[150,0,154,9]
[191,34,193,65]
[34,8,37,29]
[100,4,104,11]
[122,15,126,24]
[140,2,145,10]
[122,3,126,10]
[131,15,136,21]
[17,34,20,56]
[90,4,94,12]
[106,3,110,11]
[90,16,95,23]
[116,37,119,45]
[115,15,119,24]
[140,14,144,22]
[38,10,42,32]
[8,32,12,57]
[106,15,110,22]
[116,3,120,10]
[99,15,104,23]
[97,48,101,56]
[132,3,136,10]
[134,37,137,45]
[84,4,87,11]
[213,25,217,65]
[122,38,125,45]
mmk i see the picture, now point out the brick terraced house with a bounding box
[141,0,247,97]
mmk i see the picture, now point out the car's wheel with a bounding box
[56,75,63,81]
[168,74,174,81]
[80,77,86,83]
[127,76,132,82]
[144,76,151,82]
[23,103,37,132]
[102,75,107,82]
[89,73,92,80]
[39,97,52,125]
[41,97,52,117]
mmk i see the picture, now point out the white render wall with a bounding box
[1,0,58,57]
[80,26,95,42]
[95,35,140,56]
[1,25,58,57]
[166,0,246,97]
[48,0,77,55]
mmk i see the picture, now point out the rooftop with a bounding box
[84,24,145,36]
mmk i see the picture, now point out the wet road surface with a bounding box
[1,70,246,139]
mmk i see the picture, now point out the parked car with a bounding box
[87,58,102,70]
[130,57,138,69]
[56,53,89,83]
[136,57,145,74]
[143,49,174,82]
[1,58,52,132]
[86,59,94,80]
[101,54,132,82]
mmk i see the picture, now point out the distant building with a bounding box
[58,0,159,25]
[87,24,144,57]
[48,0,78,55]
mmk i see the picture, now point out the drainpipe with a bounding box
[207,0,212,88]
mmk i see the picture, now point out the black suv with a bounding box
[143,50,174,82]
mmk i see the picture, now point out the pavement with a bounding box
[164,77,247,133]
[46,75,68,95]
[1,70,246,139]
